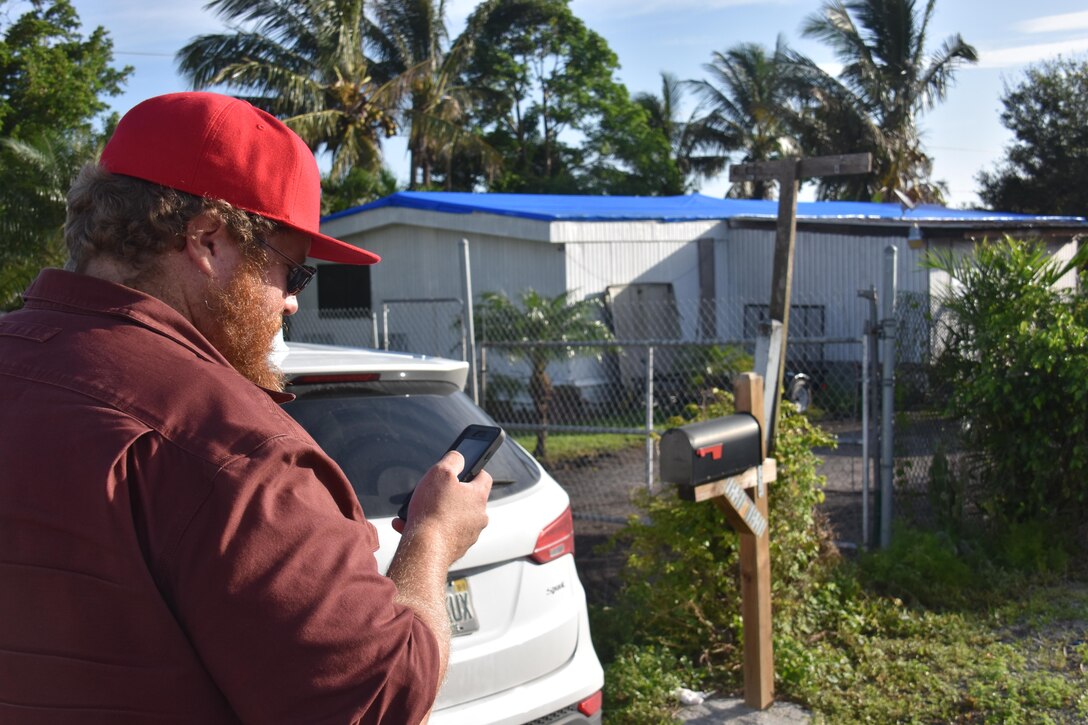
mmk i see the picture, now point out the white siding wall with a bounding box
[292,222,564,350]
[722,227,929,345]
[565,240,697,307]
[562,221,727,341]
[543,221,720,397]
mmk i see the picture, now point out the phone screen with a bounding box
[455,436,494,471]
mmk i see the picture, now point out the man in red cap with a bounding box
[0,92,490,723]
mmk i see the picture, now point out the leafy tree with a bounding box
[633,72,726,195]
[792,0,977,202]
[368,0,500,189]
[460,0,675,195]
[475,289,610,460]
[976,57,1088,216]
[926,238,1088,527]
[0,0,128,139]
[176,0,402,178]
[0,0,129,309]
[686,37,801,199]
[320,165,398,214]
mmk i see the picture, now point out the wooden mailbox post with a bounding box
[677,372,777,709]
[677,153,869,709]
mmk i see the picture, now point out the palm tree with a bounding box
[0,130,99,308]
[176,0,404,178]
[685,37,801,199]
[368,0,500,188]
[794,0,977,202]
[633,71,727,194]
[475,289,611,461]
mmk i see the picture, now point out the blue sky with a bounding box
[65,0,1088,208]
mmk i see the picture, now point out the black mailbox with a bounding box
[660,414,763,488]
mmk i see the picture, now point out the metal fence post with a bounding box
[645,345,655,493]
[479,346,488,411]
[858,285,880,535]
[460,238,479,404]
[880,245,898,548]
[381,304,391,350]
[861,335,870,550]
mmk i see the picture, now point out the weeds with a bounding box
[591,426,1088,723]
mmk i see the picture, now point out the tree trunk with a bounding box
[530,366,553,460]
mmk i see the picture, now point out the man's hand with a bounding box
[385,451,492,695]
[391,451,492,566]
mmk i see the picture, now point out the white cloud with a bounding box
[1017,10,1088,34]
[975,37,1088,69]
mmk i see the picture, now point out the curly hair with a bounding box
[64,164,279,276]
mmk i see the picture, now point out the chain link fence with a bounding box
[284,288,946,549]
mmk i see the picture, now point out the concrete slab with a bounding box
[676,696,811,724]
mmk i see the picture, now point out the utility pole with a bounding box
[729,153,872,451]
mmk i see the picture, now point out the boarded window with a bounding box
[743,303,827,368]
[317,263,371,317]
[743,304,826,339]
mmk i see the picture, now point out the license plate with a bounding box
[446,578,479,636]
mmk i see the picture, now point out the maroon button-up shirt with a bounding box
[0,269,440,724]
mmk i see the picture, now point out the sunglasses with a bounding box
[259,239,317,296]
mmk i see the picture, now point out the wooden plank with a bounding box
[768,165,799,456]
[728,153,871,182]
[734,372,775,709]
[734,373,767,460]
[729,158,795,182]
[739,492,774,709]
[684,459,777,502]
[712,477,768,537]
[797,152,872,178]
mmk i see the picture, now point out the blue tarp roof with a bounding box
[324,191,1087,226]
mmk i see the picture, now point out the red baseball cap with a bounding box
[100,92,379,265]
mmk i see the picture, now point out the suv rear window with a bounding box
[283,381,540,518]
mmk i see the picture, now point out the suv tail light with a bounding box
[531,506,574,563]
[578,690,602,716]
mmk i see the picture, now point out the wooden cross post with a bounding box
[729,153,872,452]
[682,372,777,709]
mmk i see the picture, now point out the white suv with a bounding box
[280,342,604,724]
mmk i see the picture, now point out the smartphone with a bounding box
[448,424,506,482]
[397,424,506,522]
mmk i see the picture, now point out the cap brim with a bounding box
[304,229,381,265]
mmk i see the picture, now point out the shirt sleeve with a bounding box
[156,434,442,725]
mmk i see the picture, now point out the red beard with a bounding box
[203,260,286,391]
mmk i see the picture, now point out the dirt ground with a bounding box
[548,425,872,605]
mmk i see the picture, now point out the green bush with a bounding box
[991,520,1070,575]
[595,391,834,715]
[600,645,699,724]
[926,237,1088,530]
[857,526,974,608]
